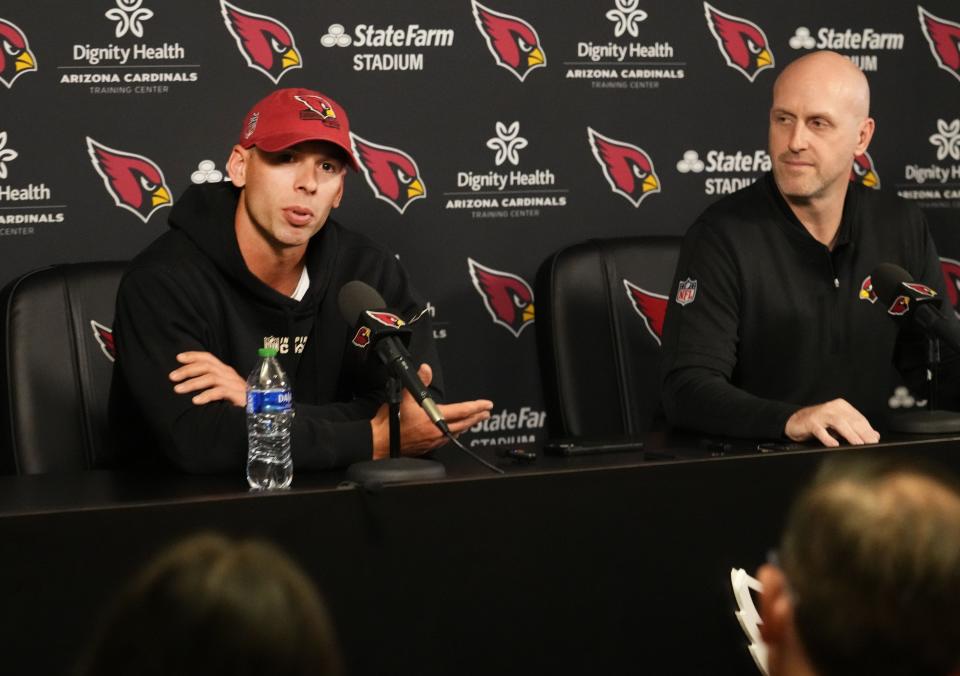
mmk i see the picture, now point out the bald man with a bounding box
[757,457,960,675]
[660,51,959,446]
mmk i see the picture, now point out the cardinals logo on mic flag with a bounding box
[918,6,960,83]
[941,258,960,319]
[351,133,426,214]
[624,280,668,346]
[588,128,660,207]
[86,137,172,223]
[0,18,36,89]
[220,0,301,84]
[471,0,546,82]
[468,258,535,338]
[850,152,880,189]
[703,2,774,82]
[90,320,115,362]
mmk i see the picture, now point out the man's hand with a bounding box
[169,351,246,407]
[784,398,880,447]
[371,363,494,460]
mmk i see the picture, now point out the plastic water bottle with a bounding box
[246,347,294,490]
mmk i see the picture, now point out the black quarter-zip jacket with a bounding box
[661,173,956,439]
[109,182,441,473]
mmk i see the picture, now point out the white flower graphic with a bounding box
[486,121,528,167]
[929,118,960,161]
[0,131,19,180]
[105,0,154,39]
[606,0,648,38]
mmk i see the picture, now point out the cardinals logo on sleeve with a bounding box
[588,127,660,207]
[623,280,668,346]
[86,137,172,223]
[468,258,535,337]
[220,0,301,84]
[918,6,960,83]
[350,133,426,214]
[940,257,960,319]
[0,19,37,89]
[471,0,546,82]
[703,2,774,82]
[850,152,880,189]
[90,320,115,362]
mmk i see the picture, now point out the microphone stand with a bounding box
[888,337,960,434]
[346,376,447,485]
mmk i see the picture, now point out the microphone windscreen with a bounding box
[338,281,387,325]
[870,263,913,305]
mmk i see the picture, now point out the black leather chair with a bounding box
[535,237,682,441]
[0,262,127,474]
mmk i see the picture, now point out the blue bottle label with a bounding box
[247,388,293,414]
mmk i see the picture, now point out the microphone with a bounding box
[870,263,960,353]
[337,281,448,433]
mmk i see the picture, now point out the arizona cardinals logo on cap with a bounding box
[918,6,960,83]
[220,0,301,84]
[850,152,880,189]
[623,280,668,346]
[588,127,660,207]
[468,258,534,338]
[859,275,878,304]
[471,0,546,82]
[294,95,338,127]
[351,133,426,214]
[940,257,960,319]
[86,137,172,223]
[0,19,37,89]
[90,320,115,362]
[704,2,774,82]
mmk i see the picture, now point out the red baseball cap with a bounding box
[238,88,359,171]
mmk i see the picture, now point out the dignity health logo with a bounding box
[105,0,154,39]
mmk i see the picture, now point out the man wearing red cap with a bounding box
[109,88,492,473]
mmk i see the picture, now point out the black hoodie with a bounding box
[109,182,441,473]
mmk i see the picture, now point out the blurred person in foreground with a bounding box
[76,533,343,676]
[757,456,960,676]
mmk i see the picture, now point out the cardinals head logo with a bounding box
[940,257,960,319]
[0,19,37,89]
[468,258,534,337]
[704,2,774,82]
[86,137,172,223]
[919,6,960,83]
[588,127,660,207]
[887,295,911,316]
[850,152,880,189]
[351,326,371,348]
[220,0,301,84]
[90,320,115,362]
[471,0,546,82]
[366,310,405,328]
[859,275,878,304]
[623,280,668,346]
[351,133,426,214]
[294,95,338,127]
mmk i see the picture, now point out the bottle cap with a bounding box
[257,347,279,358]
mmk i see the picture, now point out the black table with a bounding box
[2,434,959,676]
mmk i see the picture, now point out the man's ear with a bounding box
[226,145,249,188]
[855,117,875,155]
[757,564,793,644]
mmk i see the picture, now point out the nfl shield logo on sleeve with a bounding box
[676,278,697,306]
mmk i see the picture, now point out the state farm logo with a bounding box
[0,131,64,234]
[351,133,426,215]
[624,279,667,346]
[919,6,960,83]
[0,18,37,89]
[472,0,546,82]
[190,159,228,184]
[675,148,769,195]
[788,23,904,72]
[445,121,567,219]
[898,118,960,207]
[87,137,171,223]
[318,20,455,72]
[567,3,683,90]
[703,2,774,82]
[221,0,300,84]
[468,258,535,338]
[588,127,660,207]
[467,405,546,448]
[60,3,196,95]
